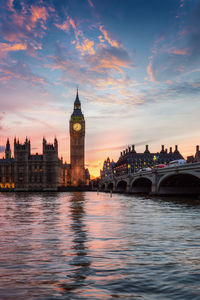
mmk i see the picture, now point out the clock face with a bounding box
[73,123,82,131]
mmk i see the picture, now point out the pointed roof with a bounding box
[71,89,84,117]
[6,138,10,150]
[74,88,81,107]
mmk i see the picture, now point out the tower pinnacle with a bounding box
[5,138,11,159]
[72,90,83,117]
[74,88,81,109]
[6,138,10,151]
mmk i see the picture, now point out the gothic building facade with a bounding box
[0,139,14,190]
[0,92,89,191]
[70,90,86,186]
[100,144,193,179]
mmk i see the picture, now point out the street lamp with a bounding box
[153,155,157,168]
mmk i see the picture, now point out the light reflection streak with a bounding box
[56,192,91,295]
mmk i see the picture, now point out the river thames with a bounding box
[0,192,200,300]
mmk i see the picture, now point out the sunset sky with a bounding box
[0,0,200,177]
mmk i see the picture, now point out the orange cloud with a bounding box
[87,145,126,154]
[98,35,104,43]
[7,0,14,11]
[168,47,189,55]
[88,0,94,8]
[30,6,48,24]
[3,31,27,43]
[151,34,165,54]
[0,61,45,85]
[55,20,70,32]
[69,18,77,31]
[147,57,156,82]
[0,42,27,58]
[97,57,122,72]
[13,14,25,27]
[47,42,133,91]
[155,34,165,44]
[76,39,95,55]
[64,17,96,55]
[86,45,132,74]
[99,25,120,48]
[1,2,53,47]
[68,17,82,41]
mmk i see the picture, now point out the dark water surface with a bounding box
[1,192,200,300]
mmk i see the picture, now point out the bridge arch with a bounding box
[107,182,114,191]
[131,177,152,193]
[116,180,127,193]
[100,183,106,191]
[158,172,200,195]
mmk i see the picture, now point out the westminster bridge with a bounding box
[99,162,200,195]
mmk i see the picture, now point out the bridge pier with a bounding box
[126,183,130,193]
[150,173,158,195]
[150,184,157,195]
[113,181,117,193]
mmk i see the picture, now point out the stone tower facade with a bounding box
[14,137,30,191]
[42,137,59,191]
[5,138,11,160]
[12,137,63,191]
[69,90,85,186]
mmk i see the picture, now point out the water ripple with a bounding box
[0,192,200,299]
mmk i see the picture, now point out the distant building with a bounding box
[0,137,70,191]
[187,145,200,163]
[100,157,115,179]
[100,145,184,178]
[0,91,90,191]
[0,139,14,190]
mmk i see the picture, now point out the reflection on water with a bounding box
[1,192,200,299]
[57,192,91,294]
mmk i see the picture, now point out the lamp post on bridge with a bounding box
[153,155,157,169]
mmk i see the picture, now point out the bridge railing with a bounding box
[157,162,200,172]
[101,162,200,181]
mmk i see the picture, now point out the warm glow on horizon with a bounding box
[0,0,200,178]
[0,134,199,178]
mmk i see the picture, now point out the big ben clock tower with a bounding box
[70,90,85,186]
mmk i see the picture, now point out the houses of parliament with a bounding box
[0,91,90,191]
